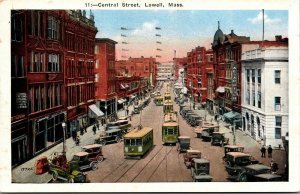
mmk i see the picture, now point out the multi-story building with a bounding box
[241,36,288,147]
[186,47,214,106]
[156,62,174,82]
[64,10,98,137]
[115,75,141,106]
[94,38,118,121]
[11,10,97,166]
[212,23,250,115]
[173,57,187,81]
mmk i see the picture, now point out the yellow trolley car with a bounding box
[162,112,179,145]
[163,100,174,113]
[154,95,164,106]
[164,92,171,101]
[124,126,153,158]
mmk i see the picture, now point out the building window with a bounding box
[275,70,281,84]
[47,16,59,40]
[246,69,250,83]
[11,55,24,77]
[252,91,255,106]
[275,128,281,139]
[11,16,22,42]
[275,97,281,111]
[257,92,261,108]
[275,116,282,127]
[246,90,250,105]
[252,69,255,83]
[47,53,60,72]
[257,69,261,84]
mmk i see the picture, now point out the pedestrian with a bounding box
[75,136,80,146]
[92,125,96,135]
[101,119,104,126]
[97,121,100,130]
[72,130,77,141]
[80,128,84,136]
[214,114,218,121]
[267,145,273,158]
[126,108,129,116]
[260,145,266,158]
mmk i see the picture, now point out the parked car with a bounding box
[223,145,244,160]
[81,144,104,162]
[225,152,260,180]
[187,114,202,127]
[94,128,124,145]
[211,132,229,146]
[184,149,201,168]
[70,152,98,171]
[183,111,194,120]
[177,136,191,153]
[200,127,215,141]
[234,164,281,182]
[190,158,213,182]
[48,152,87,183]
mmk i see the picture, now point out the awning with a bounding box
[216,86,225,93]
[117,98,126,104]
[120,83,129,90]
[223,111,241,120]
[88,104,104,118]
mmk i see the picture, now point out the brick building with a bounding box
[94,38,118,121]
[211,23,250,115]
[185,47,214,107]
[11,10,97,166]
[173,57,187,81]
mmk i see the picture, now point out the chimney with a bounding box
[275,35,282,42]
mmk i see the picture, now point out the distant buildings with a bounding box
[11,10,97,166]
[156,62,174,81]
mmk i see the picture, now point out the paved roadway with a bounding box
[87,82,228,182]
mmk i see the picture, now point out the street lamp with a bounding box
[61,122,66,154]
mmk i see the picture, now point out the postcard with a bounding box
[0,0,299,192]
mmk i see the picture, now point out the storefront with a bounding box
[32,111,65,154]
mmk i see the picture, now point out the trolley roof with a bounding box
[82,144,102,149]
[164,112,178,123]
[124,127,153,138]
[162,122,178,127]
[227,152,250,157]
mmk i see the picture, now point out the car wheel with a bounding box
[115,136,121,143]
[101,139,106,145]
[91,162,98,171]
[97,155,104,162]
[68,178,74,183]
[226,161,231,167]
[52,171,58,181]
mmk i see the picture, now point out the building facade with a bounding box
[156,62,174,81]
[11,10,97,166]
[173,57,187,81]
[95,38,118,122]
[241,37,288,147]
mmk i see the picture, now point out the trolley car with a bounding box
[162,112,179,145]
[163,100,174,113]
[154,96,164,106]
[164,92,171,101]
[106,119,131,133]
[123,126,153,158]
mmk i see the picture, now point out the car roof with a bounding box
[224,145,244,149]
[74,151,89,156]
[245,164,271,171]
[82,144,102,149]
[227,152,250,157]
[178,136,190,139]
[187,149,201,154]
[106,128,122,133]
[124,127,153,138]
[194,158,209,163]
[254,173,281,179]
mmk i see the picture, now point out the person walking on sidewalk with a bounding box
[270,160,278,174]
[267,145,273,158]
[72,130,77,141]
[260,145,266,158]
[92,125,96,135]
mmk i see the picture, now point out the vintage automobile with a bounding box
[81,144,104,162]
[233,164,281,182]
[200,127,215,141]
[177,136,191,153]
[225,152,260,180]
[94,128,124,145]
[70,152,98,171]
[190,158,213,182]
[184,149,201,168]
[179,107,191,116]
[48,152,87,183]
[253,173,282,182]
[211,132,229,146]
[187,114,202,127]
[223,145,244,160]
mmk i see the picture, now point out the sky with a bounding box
[93,10,288,62]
